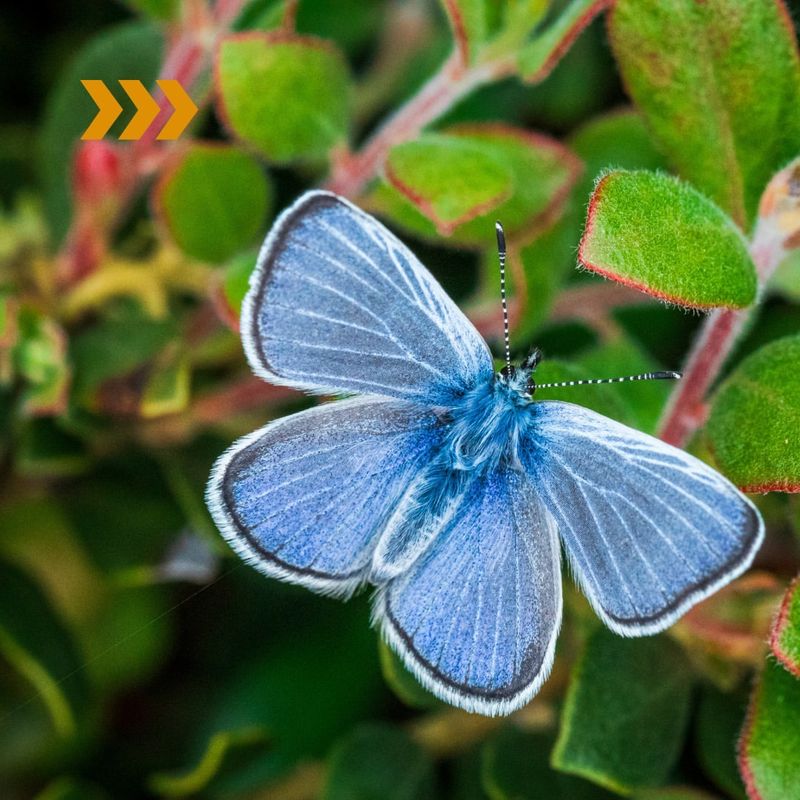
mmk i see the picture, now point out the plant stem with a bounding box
[657,226,787,448]
[325,50,514,198]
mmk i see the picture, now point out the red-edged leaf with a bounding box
[384,133,513,235]
[738,659,800,800]
[580,170,757,309]
[440,0,487,65]
[518,0,612,83]
[770,576,800,679]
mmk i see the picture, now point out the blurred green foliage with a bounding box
[2,0,800,798]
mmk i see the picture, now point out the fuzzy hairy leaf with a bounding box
[323,723,436,800]
[155,144,271,263]
[552,628,693,793]
[706,335,800,492]
[385,134,513,235]
[771,576,800,678]
[609,0,800,228]
[216,33,350,163]
[580,170,757,309]
[738,659,800,800]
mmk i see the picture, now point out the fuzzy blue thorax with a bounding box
[440,369,534,474]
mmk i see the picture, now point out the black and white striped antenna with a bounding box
[495,221,512,376]
[535,371,682,390]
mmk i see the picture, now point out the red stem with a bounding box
[657,231,786,447]
[325,51,513,198]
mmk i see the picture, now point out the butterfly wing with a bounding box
[523,401,764,635]
[241,191,493,402]
[207,396,443,598]
[373,468,562,716]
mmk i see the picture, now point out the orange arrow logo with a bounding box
[81,79,198,141]
[81,80,123,140]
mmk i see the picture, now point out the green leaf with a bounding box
[632,790,719,800]
[552,627,693,793]
[14,309,70,416]
[0,559,87,738]
[694,684,748,800]
[205,600,384,789]
[221,250,257,322]
[124,0,179,20]
[385,134,513,235]
[440,0,488,63]
[580,170,757,309]
[770,250,800,302]
[738,659,800,800]
[518,0,611,82]
[706,334,800,492]
[482,728,616,800]
[323,723,436,800]
[69,306,177,406]
[155,144,271,263]
[609,0,800,228]
[377,639,441,710]
[15,419,89,479]
[771,576,800,678]
[38,22,163,243]
[570,109,669,198]
[373,123,580,246]
[149,727,270,797]
[216,33,350,163]
[139,346,191,419]
[34,777,108,800]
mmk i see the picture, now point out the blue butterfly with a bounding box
[206,190,764,716]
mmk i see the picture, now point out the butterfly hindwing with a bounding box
[207,396,443,598]
[241,191,493,402]
[373,468,562,716]
[523,401,764,635]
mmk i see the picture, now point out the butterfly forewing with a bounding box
[523,401,764,635]
[241,191,493,403]
[207,396,443,598]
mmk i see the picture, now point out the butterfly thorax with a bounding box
[439,372,533,474]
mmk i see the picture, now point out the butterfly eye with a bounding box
[500,365,517,380]
[527,377,536,395]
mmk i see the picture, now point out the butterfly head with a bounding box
[497,347,542,399]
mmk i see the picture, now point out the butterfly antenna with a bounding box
[495,221,512,376]
[535,371,682,389]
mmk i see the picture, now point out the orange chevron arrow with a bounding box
[156,79,198,140]
[119,79,160,141]
[81,80,123,140]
